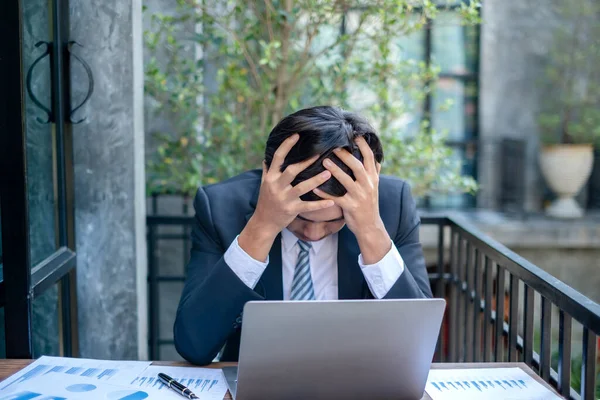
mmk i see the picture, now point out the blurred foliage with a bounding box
[144,0,480,197]
[538,0,600,146]
[551,348,600,398]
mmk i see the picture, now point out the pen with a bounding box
[158,372,199,399]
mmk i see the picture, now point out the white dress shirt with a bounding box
[224,228,405,299]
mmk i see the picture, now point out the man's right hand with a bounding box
[238,134,333,262]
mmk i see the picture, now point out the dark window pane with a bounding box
[0,201,3,281]
[432,78,466,141]
[149,195,192,277]
[395,24,426,62]
[464,24,479,74]
[0,308,5,358]
[432,11,468,74]
[159,282,184,341]
[32,284,60,357]
[23,0,57,267]
[464,80,478,136]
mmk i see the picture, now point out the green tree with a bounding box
[145,0,479,197]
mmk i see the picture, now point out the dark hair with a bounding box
[264,106,384,200]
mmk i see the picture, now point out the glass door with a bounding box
[0,0,79,358]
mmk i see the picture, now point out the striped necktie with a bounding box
[290,240,316,300]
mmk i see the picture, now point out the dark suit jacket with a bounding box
[174,169,432,365]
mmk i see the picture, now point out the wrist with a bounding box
[356,221,391,265]
[355,219,387,243]
[247,212,281,239]
[238,215,279,262]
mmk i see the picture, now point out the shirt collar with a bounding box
[281,228,329,254]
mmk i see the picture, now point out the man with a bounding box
[174,106,432,365]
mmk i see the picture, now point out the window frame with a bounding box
[0,0,78,358]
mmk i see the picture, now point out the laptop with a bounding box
[223,298,446,400]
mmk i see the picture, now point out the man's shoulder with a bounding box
[204,169,261,190]
[379,174,408,192]
[197,169,261,206]
[377,175,413,217]
[377,175,418,236]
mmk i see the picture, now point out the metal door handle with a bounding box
[25,41,53,124]
[68,41,94,124]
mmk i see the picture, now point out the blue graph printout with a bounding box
[0,356,151,392]
[0,372,151,400]
[0,358,227,400]
[128,365,228,399]
[425,367,562,400]
[0,369,228,400]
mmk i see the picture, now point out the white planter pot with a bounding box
[539,144,594,218]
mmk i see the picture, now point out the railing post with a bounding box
[581,328,597,400]
[494,264,505,362]
[508,274,519,362]
[449,230,458,362]
[147,216,159,360]
[540,296,552,381]
[436,224,445,299]
[483,256,493,362]
[523,285,534,366]
[465,243,474,362]
[473,249,482,362]
[557,311,572,397]
[435,223,446,362]
[456,236,466,362]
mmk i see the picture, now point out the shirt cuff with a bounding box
[224,235,269,289]
[358,240,405,299]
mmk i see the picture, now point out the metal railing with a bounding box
[147,211,600,400]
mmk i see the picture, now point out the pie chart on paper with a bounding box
[66,383,97,392]
[105,390,149,400]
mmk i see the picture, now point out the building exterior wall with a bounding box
[70,0,147,359]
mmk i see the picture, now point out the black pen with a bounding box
[158,372,199,399]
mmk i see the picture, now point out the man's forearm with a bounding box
[356,223,392,265]
[237,215,279,262]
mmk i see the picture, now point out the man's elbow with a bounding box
[173,315,218,366]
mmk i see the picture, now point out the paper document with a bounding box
[0,372,218,400]
[128,365,228,399]
[0,373,153,400]
[426,368,562,400]
[0,356,151,392]
[0,360,228,400]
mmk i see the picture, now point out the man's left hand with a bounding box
[314,136,392,264]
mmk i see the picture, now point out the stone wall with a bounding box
[478,0,566,212]
[70,0,147,360]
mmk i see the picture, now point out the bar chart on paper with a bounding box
[129,366,228,400]
[425,368,562,400]
[0,357,151,392]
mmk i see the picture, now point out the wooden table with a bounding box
[0,360,563,399]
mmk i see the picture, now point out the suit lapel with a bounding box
[337,226,364,299]
[257,234,284,300]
